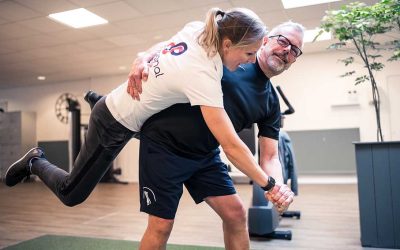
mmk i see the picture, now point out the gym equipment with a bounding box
[55,93,81,170]
[247,86,300,241]
[276,86,301,219]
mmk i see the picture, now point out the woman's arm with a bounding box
[200,106,293,210]
[199,106,271,187]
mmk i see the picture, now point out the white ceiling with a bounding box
[0,0,379,89]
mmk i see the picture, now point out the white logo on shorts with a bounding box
[143,187,156,206]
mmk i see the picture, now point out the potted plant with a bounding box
[318,0,400,248]
[319,0,399,142]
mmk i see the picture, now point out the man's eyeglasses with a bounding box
[269,35,302,58]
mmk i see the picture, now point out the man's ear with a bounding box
[263,36,269,46]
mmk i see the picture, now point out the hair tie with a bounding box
[216,10,225,18]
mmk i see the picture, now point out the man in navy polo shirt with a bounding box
[129,21,304,250]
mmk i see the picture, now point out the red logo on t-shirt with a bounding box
[162,42,188,56]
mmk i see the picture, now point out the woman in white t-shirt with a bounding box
[5,7,271,206]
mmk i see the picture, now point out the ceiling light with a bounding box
[281,0,340,9]
[48,8,108,29]
[37,76,46,80]
[304,29,332,43]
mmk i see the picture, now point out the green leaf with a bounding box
[388,49,400,61]
[339,56,354,66]
[369,62,385,71]
[355,75,370,85]
[340,71,356,77]
[367,54,383,59]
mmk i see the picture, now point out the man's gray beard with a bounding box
[267,57,285,74]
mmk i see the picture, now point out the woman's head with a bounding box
[198,8,267,71]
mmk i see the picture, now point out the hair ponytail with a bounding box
[198,8,223,57]
[198,7,267,58]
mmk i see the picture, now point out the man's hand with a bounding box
[264,183,294,214]
[127,56,150,100]
[127,41,167,100]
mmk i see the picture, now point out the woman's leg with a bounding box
[31,97,134,206]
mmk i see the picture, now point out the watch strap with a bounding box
[261,176,275,191]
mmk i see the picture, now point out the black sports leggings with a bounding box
[31,97,135,206]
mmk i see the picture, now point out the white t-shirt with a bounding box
[106,21,224,132]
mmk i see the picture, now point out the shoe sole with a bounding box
[5,148,37,186]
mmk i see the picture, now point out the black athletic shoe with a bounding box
[5,147,45,187]
[84,90,102,110]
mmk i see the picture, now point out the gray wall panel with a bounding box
[287,128,360,174]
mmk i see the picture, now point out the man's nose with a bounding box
[281,49,290,60]
[282,44,291,53]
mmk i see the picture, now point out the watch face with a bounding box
[269,176,276,186]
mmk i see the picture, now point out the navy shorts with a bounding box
[139,135,236,220]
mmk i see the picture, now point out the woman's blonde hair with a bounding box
[198,8,267,57]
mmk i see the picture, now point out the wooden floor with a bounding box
[0,181,388,250]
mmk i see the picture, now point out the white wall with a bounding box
[274,50,400,142]
[1,49,399,182]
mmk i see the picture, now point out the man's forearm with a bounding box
[223,141,270,187]
[261,158,284,183]
[258,137,283,183]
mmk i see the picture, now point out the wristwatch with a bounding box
[261,176,275,191]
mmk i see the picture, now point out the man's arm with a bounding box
[199,106,276,193]
[259,136,283,182]
[127,41,168,100]
[259,136,294,213]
